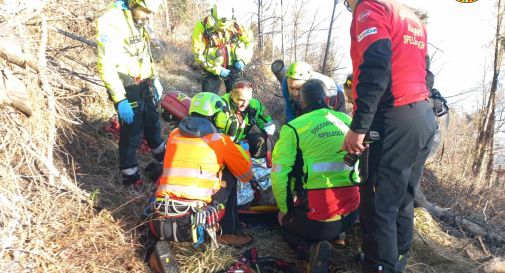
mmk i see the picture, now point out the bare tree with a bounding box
[303,8,321,61]
[281,0,285,60]
[255,0,274,52]
[322,0,338,74]
[291,0,306,60]
[472,0,505,181]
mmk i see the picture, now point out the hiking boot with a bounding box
[309,240,332,273]
[217,233,252,246]
[145,162,163,182]
[121,169,143,187]
[394,253,409,273]
[149,240,180,273]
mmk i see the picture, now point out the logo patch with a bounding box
[358,9,371,22]
[455,0,478,2]
[357,27,377,42]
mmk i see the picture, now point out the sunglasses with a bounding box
[233,82,254,89]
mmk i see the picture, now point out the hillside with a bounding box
[1,1,504,273]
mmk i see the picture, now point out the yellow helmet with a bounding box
[129,0,162,13]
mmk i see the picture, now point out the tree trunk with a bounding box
[322,0,338,75]
[258,0,263,51]
[281,0,285,60]
[472,0,503,181]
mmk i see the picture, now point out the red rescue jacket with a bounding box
[350,0,430,133]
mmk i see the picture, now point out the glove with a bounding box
[117,100,134,124]
[234,60,245,71]
[239,141,249,152]
[264,122,276,136]
[114,0,128,10]
[153,77,163,102]
[220,67,231,78]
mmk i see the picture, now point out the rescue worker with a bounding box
[150,92,254,247]
[282,61,347,122]
[221,79,275,158]
[342,1,436,272]
[97,0,166,186]
[192,4,254,94]
[272,79,360,273]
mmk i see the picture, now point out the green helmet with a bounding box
[129,0,162,12]
[189,92,226,117]
[286,61,313,81]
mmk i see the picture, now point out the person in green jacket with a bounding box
[96,0,165,186]
[272,79,360,273]
[221,79,275,158]
[192,4,254,94]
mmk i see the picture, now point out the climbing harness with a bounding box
[146,196,224,249]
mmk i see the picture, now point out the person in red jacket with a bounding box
[342,1,436,273]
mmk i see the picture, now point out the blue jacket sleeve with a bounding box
[282,78,296,122]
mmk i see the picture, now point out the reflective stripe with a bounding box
[156,184,215,201]
[121,166,139,175]
[162,167,217,179]
[170,138,210,147]
[311,162,352,172]
[151,141,165,154]
[324,112,349,135]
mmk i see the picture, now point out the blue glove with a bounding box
[153,77,163,102]
[114,0,128,10]
[220,68,231,78]
[117,100,134,124]
[234,60,245,71]
[239,141,249,152]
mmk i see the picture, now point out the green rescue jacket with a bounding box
[221,93,272,143]
[191,16,254,76]
[271,108,359,213]
[96,5,156,103]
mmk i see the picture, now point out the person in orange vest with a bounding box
[149,92,254,249]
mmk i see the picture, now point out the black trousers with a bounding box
[281,207,359,259]
[212,168,239,235]
[118,82,163,170]
[150,168,240,242]
[360,101,436,273]
[201,68,243,94]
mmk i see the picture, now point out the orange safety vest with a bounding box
[156,128,253,202]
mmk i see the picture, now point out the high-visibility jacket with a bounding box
[350,0,429,133]
[96,4,156,103]
[191,16,254,76]
[156,122,253,203]
[221,93,272,143]
[271,108,360,221]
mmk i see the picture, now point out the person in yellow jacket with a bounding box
[151,92,254,247]
[97,0,165,186]
[192,4,254,94]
